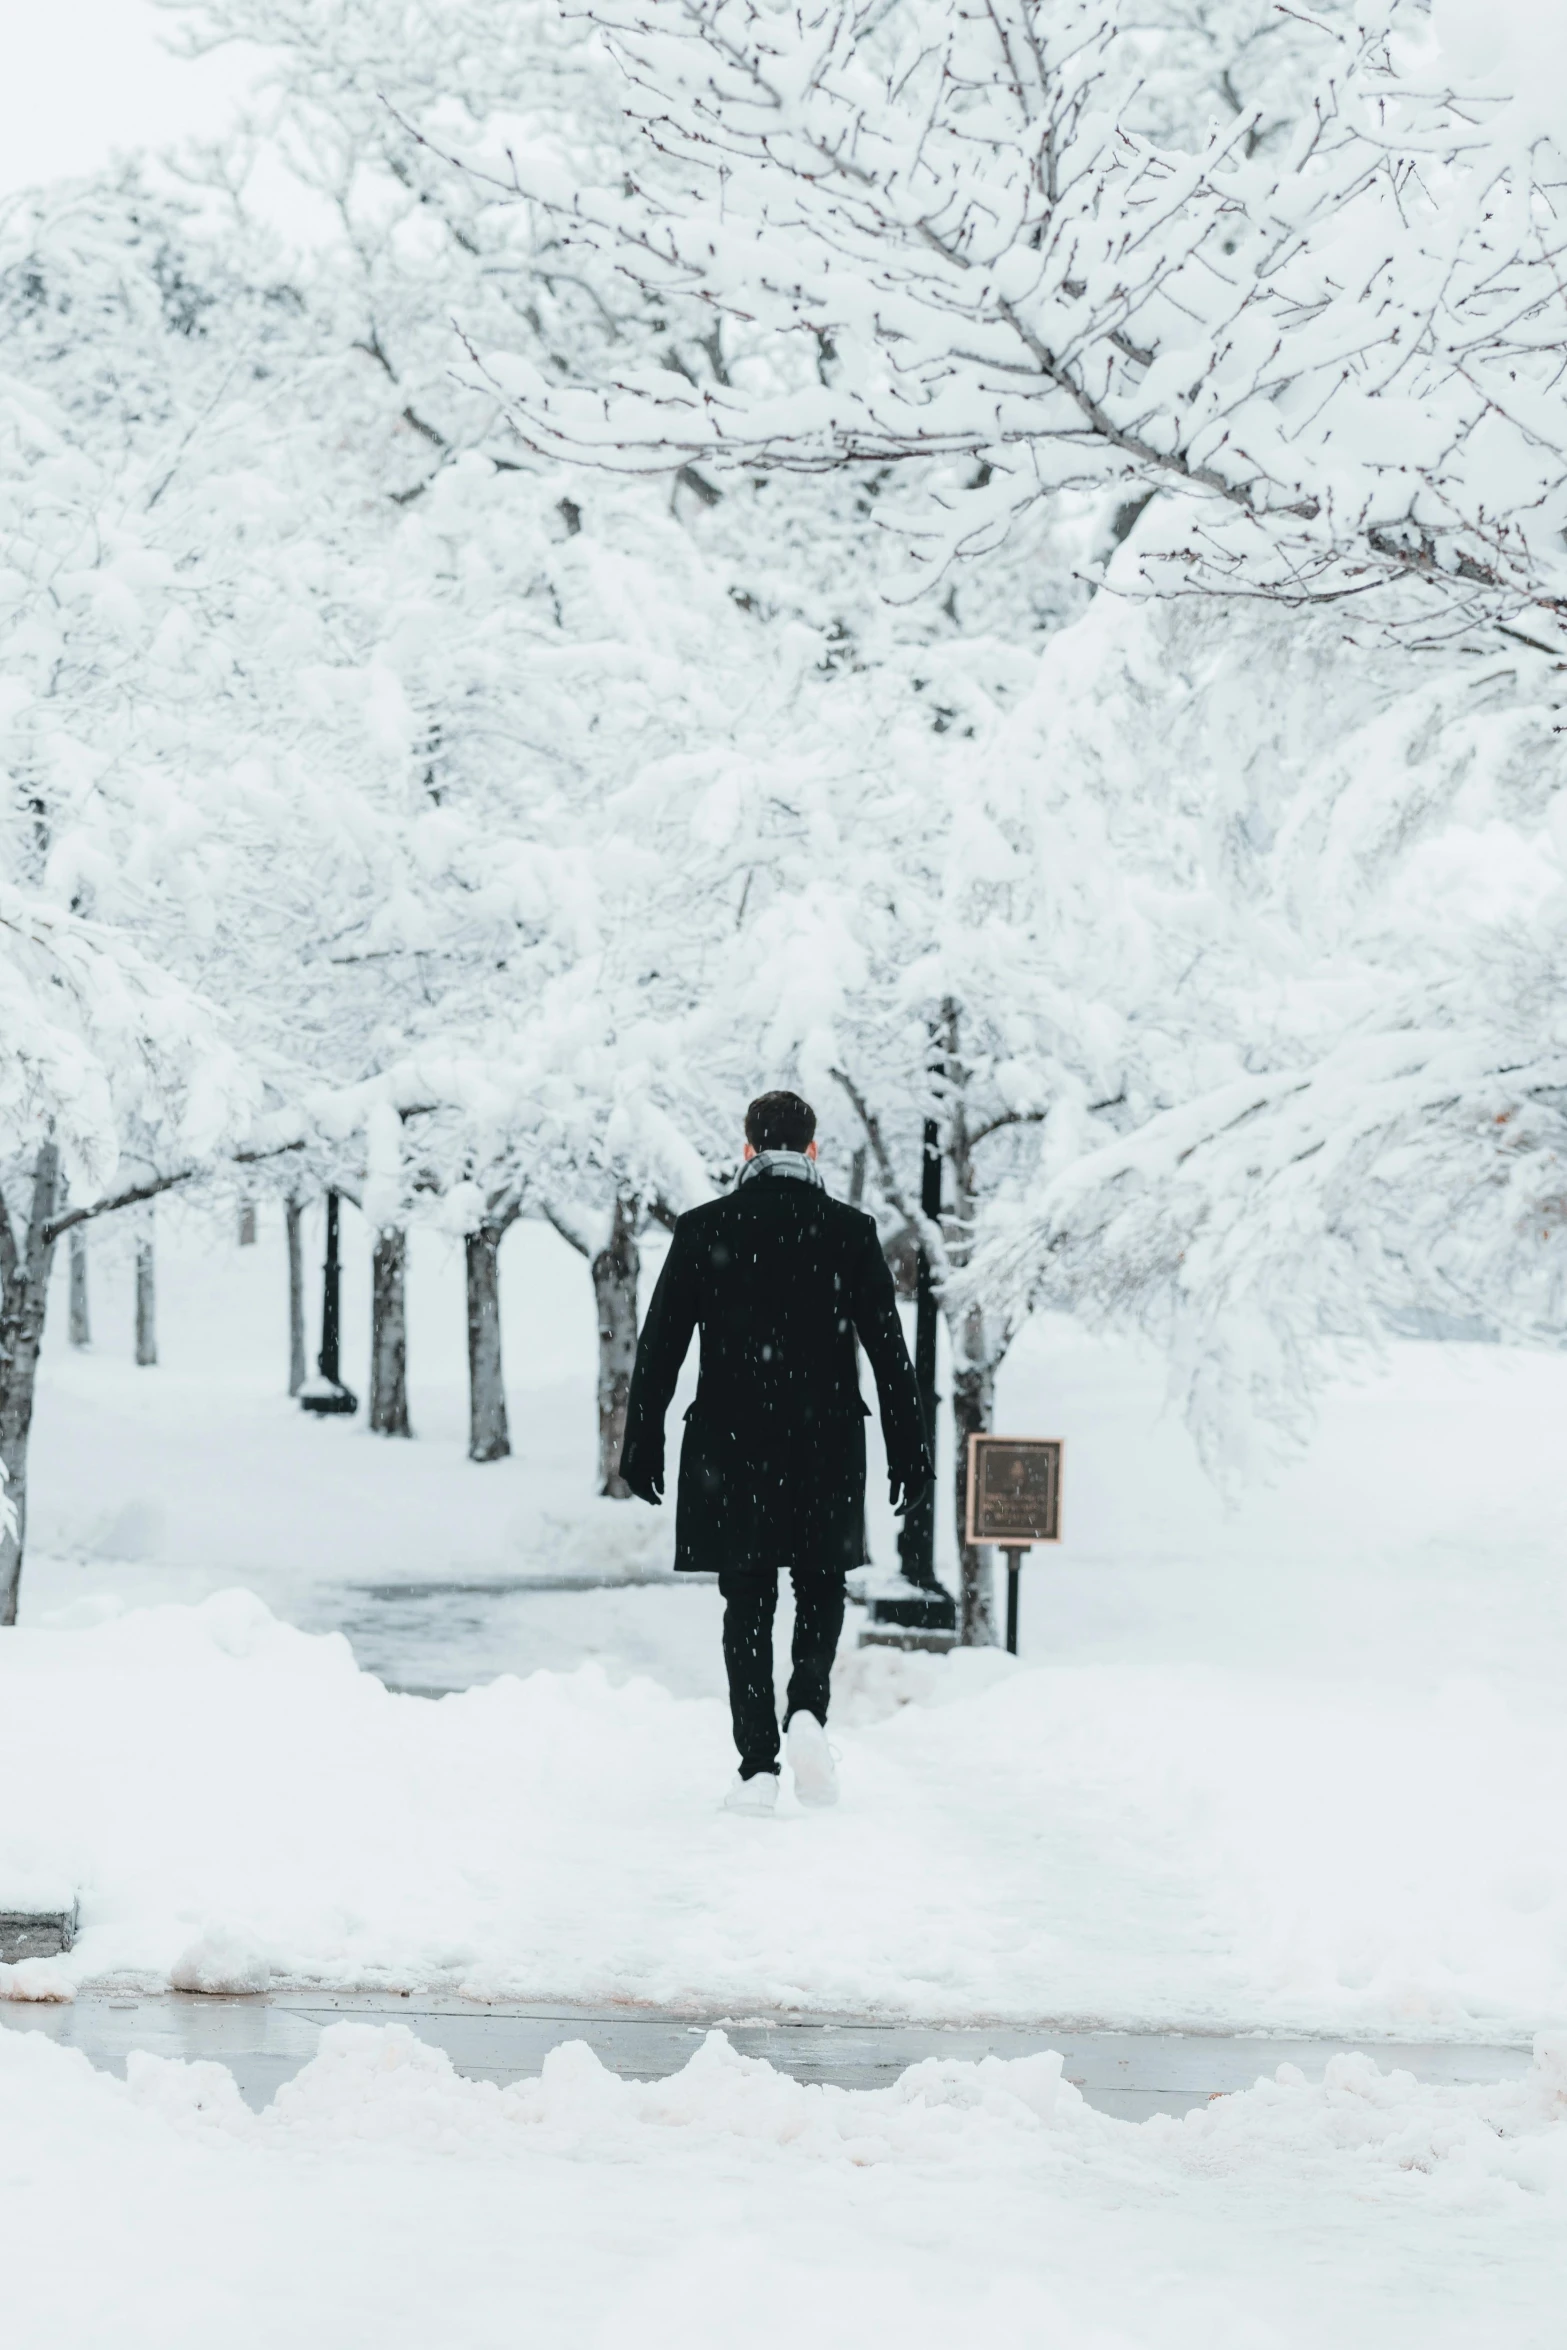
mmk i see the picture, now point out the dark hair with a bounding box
[745,1090,817,1153]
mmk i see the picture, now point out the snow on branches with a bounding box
[475,0,1567,640]
[13,0,1567,1510]
[953,587,1567,1474]
[0,888,246,1195]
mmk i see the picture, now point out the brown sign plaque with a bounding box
[965,1435,1062,1547]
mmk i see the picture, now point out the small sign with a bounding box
[966,1435,1062,1547]
[0,1906,77,1963]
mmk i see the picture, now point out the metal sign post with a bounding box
[1001,1545,1028,1655]
[965,1435,1063,1657]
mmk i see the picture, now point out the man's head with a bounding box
[744,1090,817,1161]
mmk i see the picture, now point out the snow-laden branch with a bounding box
[962,1010,1567,1475]
[39,1138,311,1246]
[0,890,254,1198]
[471,0,1567,636]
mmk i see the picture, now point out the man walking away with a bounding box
[619,1091,931,1813]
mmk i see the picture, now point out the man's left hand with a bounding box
[889,1472,931,1518]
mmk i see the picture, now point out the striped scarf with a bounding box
[736,1149,824,1191]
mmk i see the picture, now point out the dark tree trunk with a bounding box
[952,1336,998,1648]
[0,1146,61,1625]
[465,1225,510,1462]
[285,1196,306,1396]
[68,1223,90,1348]
[592,1197,639,1496]
[134,1215,157,1368]
[370,1225,412,1437]
[238,1196,257,1247]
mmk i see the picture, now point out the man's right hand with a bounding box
[622,1466,664,1507]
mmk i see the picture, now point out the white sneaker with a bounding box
[721,1770,779,1816]
[786,1712,839,1808]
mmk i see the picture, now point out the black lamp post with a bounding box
[300,1190,358,1416]
[872,1117,956,1640]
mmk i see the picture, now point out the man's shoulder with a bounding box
[828,1195,879,1243]
[672,1193,731,1234]
[678,1186,875,1239]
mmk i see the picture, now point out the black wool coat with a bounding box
[618,1177,932,1574]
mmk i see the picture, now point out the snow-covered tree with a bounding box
[0,177,413,1603]
[959,591,1567,1476]
[171,0,1049,1479]
[0,155,731,1478]
[78,0,1567,1575]
[0,894,252,1617]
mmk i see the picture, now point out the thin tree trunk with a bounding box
[465,1225,510,1462]
[0,1146,61,1625]
[592,1197,639,1496]
[285,1196,306,1396]
[952,1332,998,1648]
[68,1224,90,1348]
[370,1226,412,1437]
[134,1211,157,1368]
[238,1196,257,1246]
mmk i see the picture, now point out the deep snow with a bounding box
[2,1581,1564,2033]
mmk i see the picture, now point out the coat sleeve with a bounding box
[617,1218,701,1501]
[849,1217,932,1491]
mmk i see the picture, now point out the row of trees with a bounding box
[5,0,1566,1634]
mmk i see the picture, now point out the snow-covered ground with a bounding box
[3,1578,1565,2034]
[6,2018,1566,2350]
[7,1204,1567,2345]
[5,1203,1567,2038]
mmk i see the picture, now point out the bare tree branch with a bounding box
[830,1066,952,1281]
[966,1107,1050,1148]
[41,1140,308,1246]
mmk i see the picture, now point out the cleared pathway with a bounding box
[0,1993,1531,2121]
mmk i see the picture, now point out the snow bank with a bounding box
[128,2016,1567,2178]
[3,2020,1564,2349]
[3,1590,1565,2034]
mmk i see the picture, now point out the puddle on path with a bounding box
[0,1993,1531,2124]
[298,1573,726,1698]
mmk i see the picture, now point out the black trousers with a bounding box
[718,1564,846,1778]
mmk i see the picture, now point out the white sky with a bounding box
[1,0,259,196]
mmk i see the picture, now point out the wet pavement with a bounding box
[302,1573,723,1699]
[0,1993,1531,2122]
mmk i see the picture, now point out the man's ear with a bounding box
[742,1143,756,1160]
[805,1140,818,1160]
